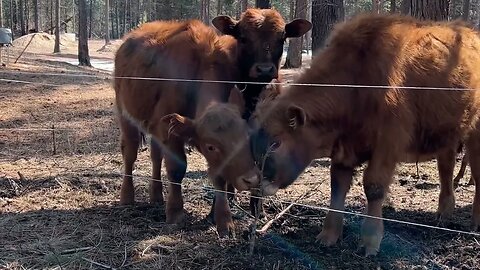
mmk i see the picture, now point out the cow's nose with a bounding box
[240,171,260,188]
[256,64,275,76]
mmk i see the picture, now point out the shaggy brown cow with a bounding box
[114,19,261,237]
[250,14,480,255]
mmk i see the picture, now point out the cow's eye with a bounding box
[206,144,218,152]
[270,141,281,152]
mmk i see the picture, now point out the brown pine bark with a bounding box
[78,0,91,66]
[54,0,60,53]
[283,0,308,69]
[311,0,344,51]
[401,0,449,21]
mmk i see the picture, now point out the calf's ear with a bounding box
[228,86,246,115]
[285,19,312,38]
[212,16,238,36]
[161,114,196,140]
[286,105,306,130]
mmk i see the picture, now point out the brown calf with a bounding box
[114,19,260,237]
[250,14,480,255]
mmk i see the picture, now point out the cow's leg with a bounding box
[436,148,456,221]
[119,116,140,205]
[466,135,480,230]
[317,163,353,246]
[360,158,396,257]
[164,137,187,224]
[213,177,235,238]
[206,183,235,224]
[149,139,164,204]
[454,152,469,187]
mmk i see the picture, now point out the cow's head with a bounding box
[212,8,312,82]
[162,87,260,191]
[249,84,338,196]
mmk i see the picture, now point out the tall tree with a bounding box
[390,0,396,13]
[19,0,25,35]
[54,0,60,53]
[0,0,3,28]
[462,0,470,20]
[311,0,344,51]
[241,0,248,11]
[477,0,480,29]
[34,0,39,31]
[284,0,308,68]
[401,0,449,21]
[256,0,271,8]
[105,0,110,44]
[78,0,91,66]
[373,0,379,13]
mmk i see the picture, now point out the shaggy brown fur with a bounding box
[114,19,260,238]
[251,13,480,255]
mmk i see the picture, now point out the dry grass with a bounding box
[1,41,479,269]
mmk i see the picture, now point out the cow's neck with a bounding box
[240,82,267,120]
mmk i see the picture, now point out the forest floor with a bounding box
[0,36,479,270]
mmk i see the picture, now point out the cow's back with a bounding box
[296,14,480,156]
[114,20,220,123]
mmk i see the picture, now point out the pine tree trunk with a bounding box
[78,0,91,66]
[115,0,119,38]
[54,0,60,53]
[477,0,480,29]
[284,0,308,69]
[88,0,93,38]
[0,0,3,28]
[217,0,223,15]
[401,0,449,21]
[241,0,248,11]
[373,0,379,13]
[50,0,54,34]
[34,0,39,31]
[19,0,25,35]
[105,0,110,44]
[462,0,470,20]
[390,0,396,13]
[10,0,14,35]
[311,0,344,51]
[255,0,271,8]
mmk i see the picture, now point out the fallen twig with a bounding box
[82,257,117,270]
[256,183,323,235]
[60,246,93,255]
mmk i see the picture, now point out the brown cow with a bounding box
[114,19,261,237]
[454,149,475,186]
[250,14,480,255]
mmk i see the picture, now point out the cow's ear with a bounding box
[285,19,312,38]
[228,85,246,115]
[286,105,306,130]
[212,15,238,36]
[161,113,196,140]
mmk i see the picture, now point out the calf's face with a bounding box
[162,88,260,191]
[212,9,312,82]
[250,95,337,196]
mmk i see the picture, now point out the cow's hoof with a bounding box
[316,229,340,246]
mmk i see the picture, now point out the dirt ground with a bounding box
[0,38,479,270]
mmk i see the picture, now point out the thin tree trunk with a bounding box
[34,0,39,31]
[78,0,91,66]
[0,0,3,28]
[25,0,28,31]
[477,0,480,29]
[54,0,60,53]
[241,0,248,11]
[115,0,119,38]
[289,0,295,21]
[390,0,396,13]
[105,0,110,44]
[122,0,126,35]
[88,0,93,38]
[10,0,14,36]
[217,0,223,15]
[284,0,308,69]
[312,0,344,51]
[373,0,379,13]
[19,0,25,35]
[462,0,470,20]
[50,0,54,34]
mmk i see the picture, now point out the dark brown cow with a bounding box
[212,8,312,119]
[250,14,480,255]
[114,20,260,237]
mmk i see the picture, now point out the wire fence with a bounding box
[1,69,480,244]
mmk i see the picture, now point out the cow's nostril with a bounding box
[256,65,274,75]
